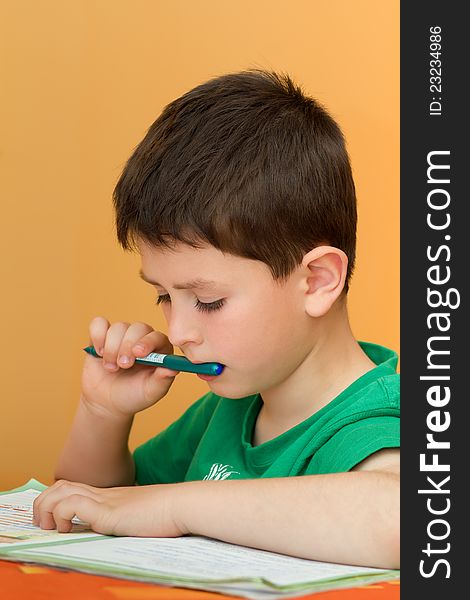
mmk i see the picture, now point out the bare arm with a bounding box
[54,318,177,487]
[36,449,399,569]
[54,395,135,487]
[174,449,400,568]
[33,450,399,568]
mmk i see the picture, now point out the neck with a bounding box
[256,300,376,441]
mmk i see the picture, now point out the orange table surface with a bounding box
[1,559,399,600]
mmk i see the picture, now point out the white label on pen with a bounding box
[144,353,166,364]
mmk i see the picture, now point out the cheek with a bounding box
[210,294,306,368]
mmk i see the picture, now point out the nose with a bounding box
[166,304,203,348]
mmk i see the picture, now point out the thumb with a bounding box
[141,365,179,401]
[154,366,179,379]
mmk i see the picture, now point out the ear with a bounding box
[301,246,348,317]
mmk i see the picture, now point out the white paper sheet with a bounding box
[0,489,98,546]
[17,534,386,585]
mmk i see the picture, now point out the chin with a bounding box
[206,378,258,400]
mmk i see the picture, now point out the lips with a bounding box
[188,358,217,365]
[197,373,218,381]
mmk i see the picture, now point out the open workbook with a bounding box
[0,479,399,599]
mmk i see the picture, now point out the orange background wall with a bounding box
[0,0,399,489]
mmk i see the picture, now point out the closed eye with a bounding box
[155,295,225,313]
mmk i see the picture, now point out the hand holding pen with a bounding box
[83,346,223,376]
[80,317,223,418]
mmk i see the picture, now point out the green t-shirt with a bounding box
[133,341,400,484]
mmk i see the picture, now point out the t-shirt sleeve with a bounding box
[133,392,219,485]
[304,416,400,475]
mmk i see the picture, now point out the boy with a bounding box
[33,70,399,569]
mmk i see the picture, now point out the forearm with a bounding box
[175,472,399,569]
[55,395,135,487]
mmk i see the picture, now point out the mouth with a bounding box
[197,373,220,382]
[188,358,222,367]
[185,357,225,377]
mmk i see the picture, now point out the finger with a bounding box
[152,366,179,380]
[141,365,179,403]
[32,479,69,525]
[131,330,173,358]
[101,322,131,371]
[116,322,158,369]
[35,481,97,530]
[53,495,107,534]
[53,494,101,533]
[89,316,111,357]
[131,332,179,381]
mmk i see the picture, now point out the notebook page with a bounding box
[16,534,388,586]
[0,489,99,547]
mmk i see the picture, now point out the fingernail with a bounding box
[119,355,130,365]
[133,345,145,354]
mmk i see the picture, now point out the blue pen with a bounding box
[83,346,224,376]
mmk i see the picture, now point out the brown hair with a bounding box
[113,69,357,292]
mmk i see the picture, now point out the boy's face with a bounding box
[138,239,314,399]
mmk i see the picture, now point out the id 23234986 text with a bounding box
[429,26,442,116]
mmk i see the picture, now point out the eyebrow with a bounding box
[138,269,219,290]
